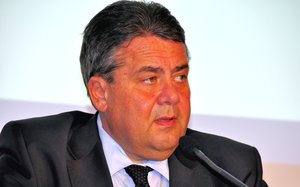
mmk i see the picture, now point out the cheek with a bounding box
[179,90,191,122]
[183,95,191,111]
[131,89,158,112]
[180,87,191,105]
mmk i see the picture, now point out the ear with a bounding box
[87,76,108,112]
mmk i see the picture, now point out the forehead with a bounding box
[113,35,188,67]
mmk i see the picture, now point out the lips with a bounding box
[154,116,177,127]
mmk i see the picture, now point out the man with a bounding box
[0,1,267,186]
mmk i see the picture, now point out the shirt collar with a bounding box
[97,114,169,180]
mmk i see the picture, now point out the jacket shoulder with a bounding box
[173,129,266,186]
[186,128,259,163]
[185,128,263,181]
[1,111,94,144]
[186,128,255,150]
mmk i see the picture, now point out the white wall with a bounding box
[1,0,299,121]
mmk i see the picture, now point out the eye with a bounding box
[143,77,157,85]
[174,74,188,82]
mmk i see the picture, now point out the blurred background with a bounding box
[1,0,299,186]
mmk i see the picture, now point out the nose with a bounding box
[157,82,180,105]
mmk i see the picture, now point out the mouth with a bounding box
[154,116,177,127]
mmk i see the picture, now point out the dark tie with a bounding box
[125,164,153,187]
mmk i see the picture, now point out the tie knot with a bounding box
[125,164,153,187]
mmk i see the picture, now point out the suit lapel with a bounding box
[168,151,194,186]
[67,113,113,187]
[169,147,216,187]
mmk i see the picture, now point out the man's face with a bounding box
[100,35,190,162]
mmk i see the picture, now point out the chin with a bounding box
[150,144,178,161]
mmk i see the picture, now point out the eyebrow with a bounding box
[173,64,189,73]
[136,63,189,74]
[137,66,163,73]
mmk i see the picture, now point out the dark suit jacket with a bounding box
[0,111,267,187]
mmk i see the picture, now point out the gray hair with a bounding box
[80,0,186,91]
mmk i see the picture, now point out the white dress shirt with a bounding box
[97,115,169,187]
